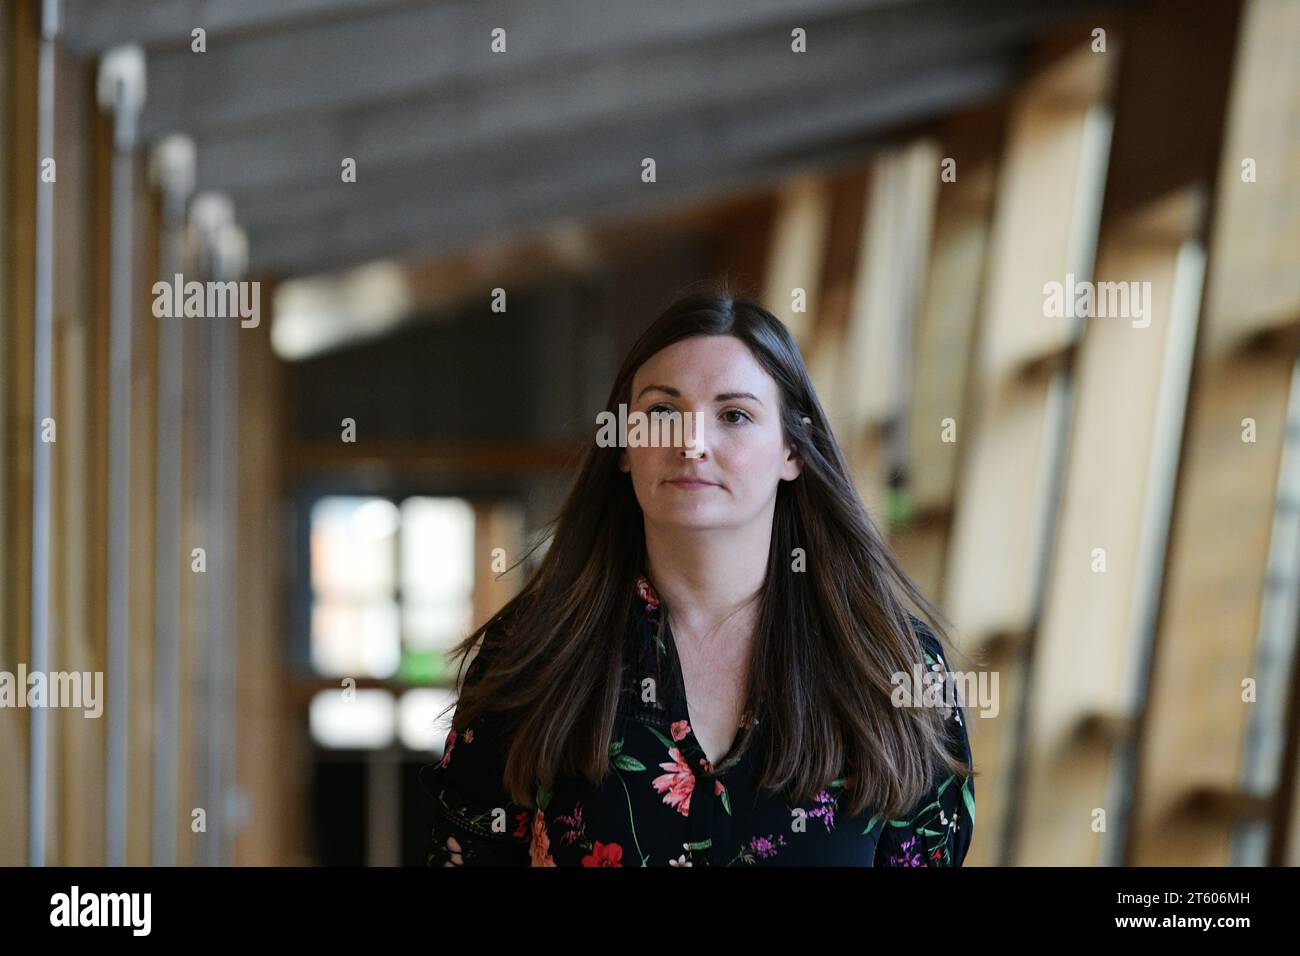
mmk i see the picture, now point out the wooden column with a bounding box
[1130,0,1300,866]
[942,34,1118,866]
[892,105,1003,599]
[0,0,38,870]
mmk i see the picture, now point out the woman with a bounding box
[420,287,977,866]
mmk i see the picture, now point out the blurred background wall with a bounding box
[2,0,1298,866]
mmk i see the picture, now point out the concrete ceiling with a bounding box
[61,0,1126,278]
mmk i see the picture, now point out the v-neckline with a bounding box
[660,611,755,776]
[634,571,760,777]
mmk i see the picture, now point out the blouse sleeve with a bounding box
[419,633,534,866]
[873,618,975,867]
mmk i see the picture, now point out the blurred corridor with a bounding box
[1,0,1299,866]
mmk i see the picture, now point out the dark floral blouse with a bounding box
[420,573,974,866]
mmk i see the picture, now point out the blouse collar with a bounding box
[631,571,761,747]
[634,572,660,615]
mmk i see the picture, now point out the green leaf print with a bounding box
[647,725,678,750]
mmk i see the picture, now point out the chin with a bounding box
[647,507,731,530]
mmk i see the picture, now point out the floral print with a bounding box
[420,573,974,866]
[530,809,556,867]
[869,638,977,867]
[652,747,697,817]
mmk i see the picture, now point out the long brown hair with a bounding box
[438,284,977,819]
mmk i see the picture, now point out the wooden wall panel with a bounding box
[842,142,940,517]
[1019,192,1204,865]
[894,106,1002,599]
[943,40,1116,866]
[804,169,869,428]
[127,149,160,866]
[234,301,290,866]
[0,0,39,869]
[1132,0,1300,865]
[1199,0,1300,358]
[761,174,832,349]
[51,45,105,866]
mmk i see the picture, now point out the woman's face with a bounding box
[619,335,803,531]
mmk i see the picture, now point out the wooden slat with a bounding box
[945,40,1113,643]
[761,175,833,349]
[1018,189,1205,865]
[1015,0,1245,867]
[233,283,290,865]
[804,169,869,422]
[125,149,159,866]
[893,106,1002,597]
[942,39,1116,866]
[1132,0,1300,865]
[841,142,941,517]
[907,143,999,518]
[0,0,39,868]
[176,228,203,866]
[1198,0,1300,358]
[52,48,105,866]
[84,77,117,867]
[1131,358,1292,863]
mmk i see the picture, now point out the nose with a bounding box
[681,411,707,459]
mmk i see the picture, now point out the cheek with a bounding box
[719,432,786,491]
[625,444,672,488]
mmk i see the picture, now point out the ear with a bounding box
[781,416,812,481]
[618,447,630,473]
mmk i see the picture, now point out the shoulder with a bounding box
[906,612,947,669]
[905,613,962,710]
[874,614,976,866]
[904,612,971,762]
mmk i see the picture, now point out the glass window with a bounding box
[307,493,485,746]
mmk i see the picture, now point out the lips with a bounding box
[665,478,718,488]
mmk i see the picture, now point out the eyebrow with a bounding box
[634,384,764,406]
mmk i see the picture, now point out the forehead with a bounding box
[631,335,774,397]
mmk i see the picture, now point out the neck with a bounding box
[643,519,770,638]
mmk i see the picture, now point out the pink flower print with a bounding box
[748,834,787,860]
[887,834,925,867]
[555,803,587,846]
[635,575,660,612]
[652,747,696,817]
[530,809,556,867]
[670,719,691,742]
[807,789,837,832]
[439,728,458,768]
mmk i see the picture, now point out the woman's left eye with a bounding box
[720,409,751,425]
